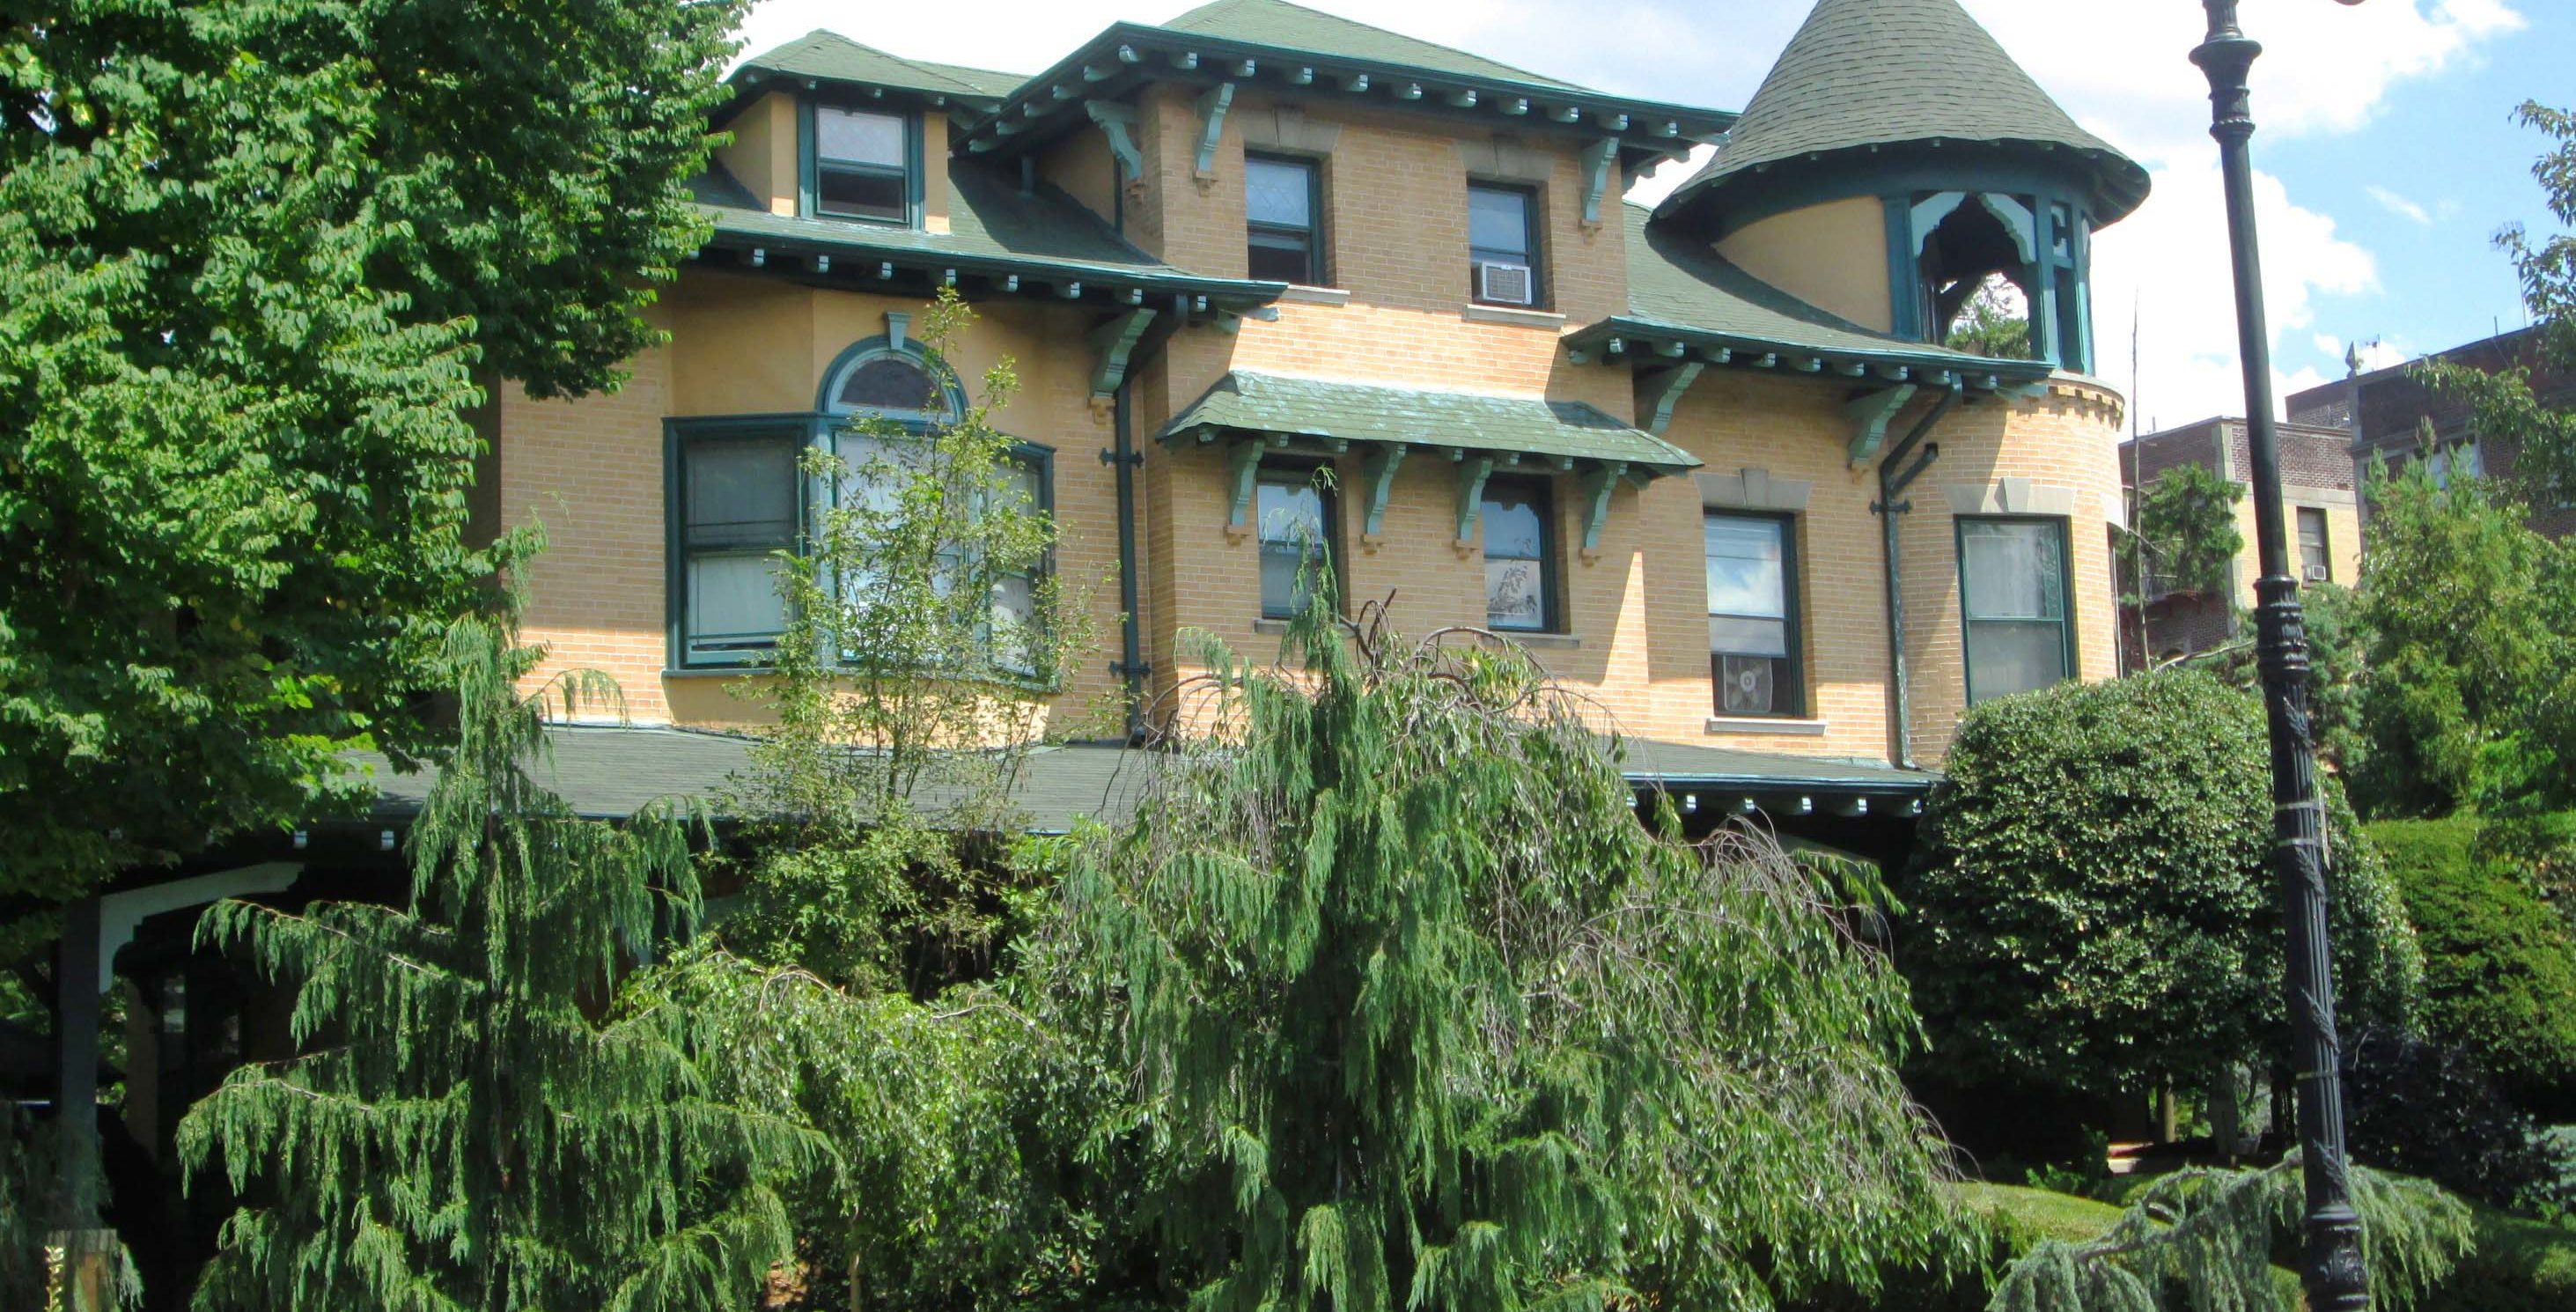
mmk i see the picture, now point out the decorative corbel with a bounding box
[1453,453,1496,549]
[1225,438,1264,538]
[1579,461,1630,558]
[1844,384,1918,467]
[1087,308,1157,414]
[885,311,911,352]
[1637,361,1705,437]
[1195,82,1236,180]
[1580,137,1619,226]
[1359,444,1408,546]
[1084,101,1144,179]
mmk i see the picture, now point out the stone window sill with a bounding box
[1705,716,1829,736]
[1278,285,1352,306]
[1462,303,1567,328]
[1498,630,1581,649]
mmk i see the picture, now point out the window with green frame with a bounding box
[812,103,912,224]
[1957,516,2074,704]
[669,418,811,668]
[1704,512,1803,717]
[1481,476,1557,632]
[1245,153,1322,285]
[1468,182,1542,308]
[1256,463,1337,620]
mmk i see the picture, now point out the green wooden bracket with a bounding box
[1638,362,1705,437]
[1195,82,1235,176]
[1453,454,1496,544]
[1360,445,1408,537]
[1844,384,1918,467]
[1579,461,1630,554]
[1225,439,1263,533]
[1580,137,1620,225]
[1084,101,1143,176]
[1087,308,1158,402]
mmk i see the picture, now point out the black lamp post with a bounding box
[2190,2,2370,1307]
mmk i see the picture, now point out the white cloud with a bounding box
[2091,159,2377,425]
[2366,185,2434,226]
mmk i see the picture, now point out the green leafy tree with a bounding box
[1901,671,2422,1107]
[1042,598,1975,1309]
[1992,1155,2470,1312]
[176,616,821,1311]
[716,291,1102,993]
[2133,463,2246,601]
[2419,102,2576,505]
[2349,456,2576,817]
[0,0,745,903]
[1945,273,2034,360]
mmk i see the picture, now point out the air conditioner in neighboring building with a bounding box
[2303,564,2330,583]
[1476,260,1534,306]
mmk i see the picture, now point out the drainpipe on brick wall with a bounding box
[1873,382,1961,771]
[1103,311,1187,743]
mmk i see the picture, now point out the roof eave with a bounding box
[1656,138,2152,229]
[1565,315,2055,390]
[956,21,1733,163]
[696,223,1286,310]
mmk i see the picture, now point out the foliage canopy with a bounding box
[176,617,819,1312]
[1041,598,1974,1310]
[1902,670,2422,1099]
[0,0,743,903]
[2134,463,2246,603]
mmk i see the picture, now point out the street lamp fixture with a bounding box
[2190,1,2368,1308]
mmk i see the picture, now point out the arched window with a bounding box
[820,339,961,425]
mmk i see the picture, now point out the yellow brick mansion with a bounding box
[489,0,2146,809]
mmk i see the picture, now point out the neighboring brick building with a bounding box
[2287,326,2576,539]
[2116,417,2362,666]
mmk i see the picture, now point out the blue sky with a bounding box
[736,0,2566,427]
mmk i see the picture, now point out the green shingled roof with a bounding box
[1158,0,1583,91]
[1595,202,2050,383]
[695,162,1282,305]
[735,29,1024,104]
[1161,371,1700,472]
[1659,0,2147,224]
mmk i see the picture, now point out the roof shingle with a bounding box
[735,29,1024,104]
[1157,0,1583,91]
[1161,370,1701,471]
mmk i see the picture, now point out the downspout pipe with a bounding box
[1873,382,1961,771]
[1104,309,1186,744]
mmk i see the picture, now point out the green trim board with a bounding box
[1161,370,1701,473]
[953,10,1731,171]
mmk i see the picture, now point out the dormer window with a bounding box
[814,105,910,224]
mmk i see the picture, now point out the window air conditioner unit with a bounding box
[1477,260,1534,306]
[2303,564,2330,583]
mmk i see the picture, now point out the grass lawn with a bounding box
[1951,1181,2125,1245]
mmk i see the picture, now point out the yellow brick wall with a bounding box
[504,95,2131,773]
[501,269,1130,735]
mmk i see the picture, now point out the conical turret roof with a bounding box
[1657,0,2147,225]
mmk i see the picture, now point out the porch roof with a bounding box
[352,726,1932,833]
[1159,370,1701,474]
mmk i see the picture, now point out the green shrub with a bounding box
[2422,1205,2576,1312]
[2477,810,2576,922]
[1903,670,2424,1100]
[2374,817,2576,1118]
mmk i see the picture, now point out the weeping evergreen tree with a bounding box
[1043,593,1970,1311]
[176,615,822,1311]
[1992,1154,2472,1311]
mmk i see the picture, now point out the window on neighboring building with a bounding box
[1959,517,2073,704]
[1246,154,1321,285]
[1468,183,1541,308]
[2297,507,2331,583]
[1704,512,1802,718]
[2425,441,2482,489]
[1257,466,1336,620]
[813,105,910,224]
[674,423,806,667]
[1481,477,1556,632]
